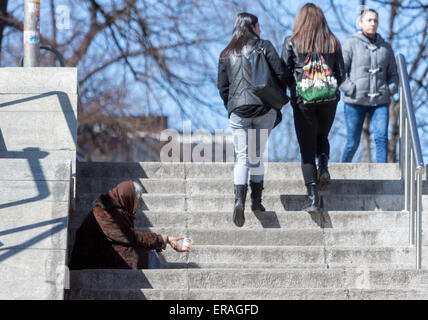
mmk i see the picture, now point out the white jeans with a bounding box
[229,108,276,185]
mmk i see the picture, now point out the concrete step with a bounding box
[187,194,405,212]
[74,193,406,213]
[185,163,402,180]
[64,287,428,300]
[66,227,423,249]
[150,245,424,269]
[76,162,402,180]
[77,162,186,179]
[75,193,185,212]
[76,178,186,195]
[68,268,428,291]
[76,177,407,195]
[186,179,406,195]
[68,210,416,231]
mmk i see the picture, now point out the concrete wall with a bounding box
[0,159,72,299]
[0,68,77,172]
[0,68,77,299]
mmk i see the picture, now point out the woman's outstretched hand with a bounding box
[163,235,187,252]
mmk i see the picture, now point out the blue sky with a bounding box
[153,0,426,162]
[4,0,426,162]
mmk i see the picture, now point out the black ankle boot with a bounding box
[250,180,265,214]
[233,184,247,227]
[303,183,321,213]
[317,153,331,191]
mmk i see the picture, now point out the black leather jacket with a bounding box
[217,37,288,116]
[281,36,346,105]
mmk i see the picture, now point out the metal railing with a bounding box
[397,53,425,269]
[20,45,65,67]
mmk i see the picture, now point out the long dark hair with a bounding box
[292,3,340,54]
[220,12,259,58]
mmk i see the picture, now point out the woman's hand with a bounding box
[161,235,187,252]
[168,236,187,252]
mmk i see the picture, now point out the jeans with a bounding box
[229,108,276,185]
[292,100,338,185]
[341,103,389,163]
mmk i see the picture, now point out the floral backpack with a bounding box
[296,53,338,104]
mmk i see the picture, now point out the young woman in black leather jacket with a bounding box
[282,3,345,213]
[218,12,287,227]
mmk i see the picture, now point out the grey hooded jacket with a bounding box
[340,31,398,106]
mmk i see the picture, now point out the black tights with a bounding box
[292,100,338,185]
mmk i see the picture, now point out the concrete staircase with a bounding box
[65,162,428,300]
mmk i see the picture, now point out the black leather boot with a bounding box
[233,184,247,227]
[302,183,321,213]
[250,180,265,214]
[317,153,331,191]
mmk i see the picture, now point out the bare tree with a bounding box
[0,0,228,160]
[0,1,425,162]
[0,0,8,63]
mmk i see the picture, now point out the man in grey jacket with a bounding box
[340,9,398,163]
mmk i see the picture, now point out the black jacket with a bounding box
[281,36,346,106]
[217,37,288,118]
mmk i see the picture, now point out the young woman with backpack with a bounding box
[282,3,346,213]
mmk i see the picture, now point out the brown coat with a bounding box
[69,181,166,270]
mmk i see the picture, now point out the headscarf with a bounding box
[107,180,139,215]
[92,180,140,245]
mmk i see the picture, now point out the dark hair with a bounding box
[292,3,341,54]
[220,12,259,58]
[360,8,378,20]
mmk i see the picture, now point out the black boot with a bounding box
[250,180,265,214]
[317,153,331,191]
[302,183,321,213]
[233,184,247,227]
